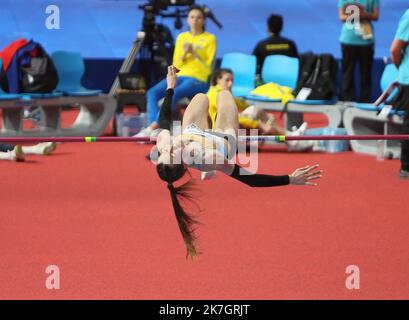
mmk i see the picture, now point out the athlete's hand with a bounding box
[166,65,180,90]
[183,42,193,54]
[289,164,323,186]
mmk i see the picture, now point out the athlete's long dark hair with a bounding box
[156,163,200,259]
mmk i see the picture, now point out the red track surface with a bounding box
[1,112,409,299]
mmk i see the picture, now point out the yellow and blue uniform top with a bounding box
[207,85,259,129]
[173,31,217,83]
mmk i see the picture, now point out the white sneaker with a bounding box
[39,142,57,155]
[134,126,153,138]
[289,122,308,136]
[286,122,310,151]
[22,142,57,155]
[134,126,153,144]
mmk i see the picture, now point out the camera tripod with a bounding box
[109,31,146,96]
[109,2,222,96]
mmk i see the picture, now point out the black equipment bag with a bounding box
[295,52,338,100]
[20,43,58,93]
[0,40,58,93]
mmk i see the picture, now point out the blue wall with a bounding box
[0,0,407,59]
[1,0,407,99]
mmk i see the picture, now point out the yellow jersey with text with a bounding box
[173,31,217,83]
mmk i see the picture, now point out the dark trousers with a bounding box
[402,113,409,171]
[341,44,374,102]
[0,144,14,152]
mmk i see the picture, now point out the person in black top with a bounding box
[151,65,322,259]
[252,14,299,75]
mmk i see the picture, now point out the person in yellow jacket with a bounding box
[137,5,216,138]
[208,68,282,135]
[207,68,310,143]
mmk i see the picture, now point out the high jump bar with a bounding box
[0,134,408,144]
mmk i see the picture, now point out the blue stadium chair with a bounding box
[220,52,256,97]
[51,51,101,96]
[343,64,404,158]
[245,55,299,103]
[23,92,63,99]
[245,54,342,129]
[381,64,399,94]
[0,55,115,137]
[355,64,401,114]
[261,55,299,89]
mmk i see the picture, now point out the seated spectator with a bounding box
[252,14,299,77]
[136,5,217,138]
[207,68,315,151]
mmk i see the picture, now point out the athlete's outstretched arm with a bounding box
[154,65,180,162]
[221,163,322,187]
[158,65,179,131]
